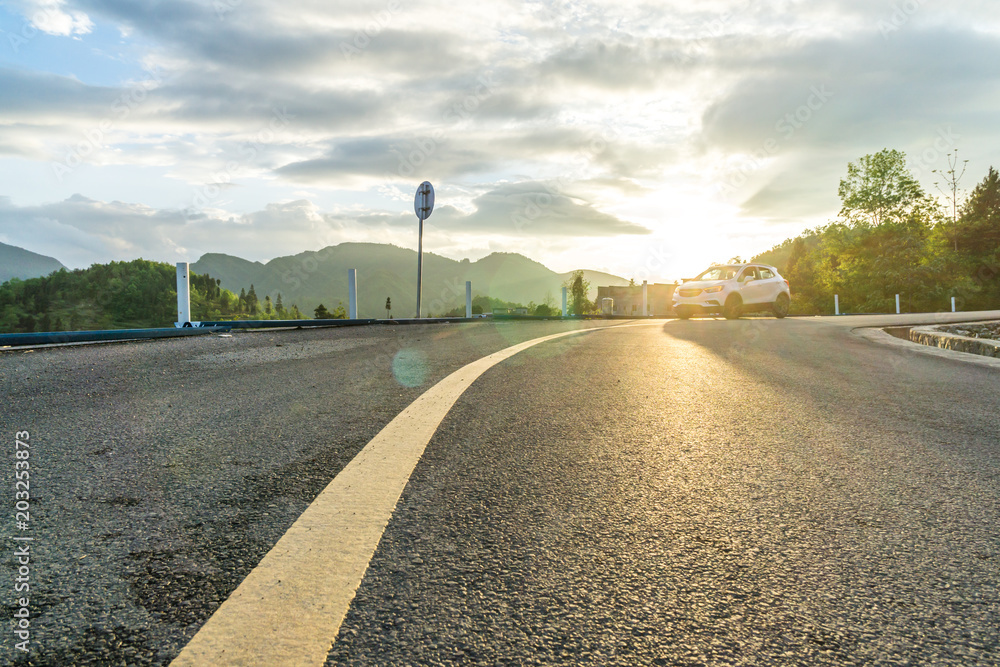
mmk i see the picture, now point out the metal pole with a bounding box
[465,281,472,318]
[895,294,900,314]
[562,286,568,317]
[348,269,358,319]
[834,294,840,316]
[642,280,648,317]
[176,262,190,327]
[413,181,434,319]
[952,296,956,312]
[416,217,423,318]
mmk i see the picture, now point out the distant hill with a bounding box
[0,242,66,283]
[193,243,631,317]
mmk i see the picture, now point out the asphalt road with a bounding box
[2,313,999,665]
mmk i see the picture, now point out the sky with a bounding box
[1,0,999,282]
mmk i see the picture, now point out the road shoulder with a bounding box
[854,326,1000,369]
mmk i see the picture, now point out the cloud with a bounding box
[697,26,1000,218]
[737,155,844,222]
[0,184,645,269]
[275,125,677,188]
[448,182,651,237]
[700,29,1000,154]
[275,136,497,185]
[0,68,118,120]
[77,0,474,78]
[4,0,1000,275]
[6,0,93,35]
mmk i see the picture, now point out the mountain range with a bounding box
[0,242,66,284]
[192,243,629,317]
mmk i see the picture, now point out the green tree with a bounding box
[543,290,556,310]
[953,167,1000,256]
[565,270,590,316]
[838,149,926,227]
[331,302,348,319]
[933,149,969,227]
[782,235,823,314]
[314,303,332,319]
[950,167,1000,307]
[246,284,259,315]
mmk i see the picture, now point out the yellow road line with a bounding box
[170,324,647,666]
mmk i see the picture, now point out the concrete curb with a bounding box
[909,321,1000,359]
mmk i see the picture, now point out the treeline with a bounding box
[0,259,305,333]
[754,150,1000,315]
[440,295,550,317]
[0,256,540,333]
[452,271,596,316]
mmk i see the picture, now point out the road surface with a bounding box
[2,313,999,665]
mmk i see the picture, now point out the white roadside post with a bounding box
[562,286,568,317]
[465,281,472,318]
[895,294,900,314]
[952,297,957,312]
[348,269,358,319]
[414,181,435,318]
[642,280,648,317]
[834,294,840,316]
[176,262,191,327]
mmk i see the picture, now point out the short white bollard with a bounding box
[348,269,358,319]
[895,294,900,314]
[952,296,956,313]
[465,281,472,318]
[834,294,840,316]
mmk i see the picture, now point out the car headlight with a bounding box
[703,285,724,293]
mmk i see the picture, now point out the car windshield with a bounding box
[694,266,738,281]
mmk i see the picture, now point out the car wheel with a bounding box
[723,294,742,319]
[772,293,790,318]
[675,306,692,320]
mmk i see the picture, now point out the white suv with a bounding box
[672,263,791,319]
